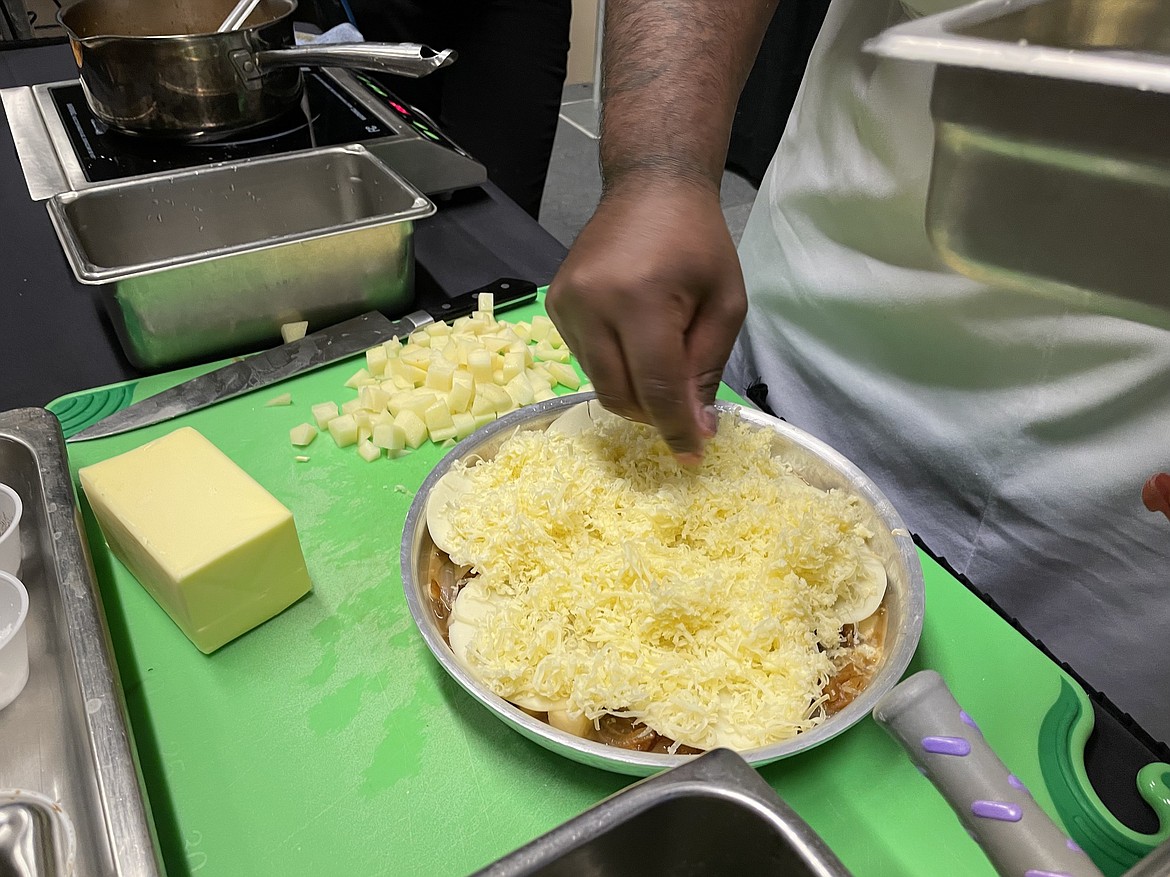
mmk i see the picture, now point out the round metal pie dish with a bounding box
[401,393,926,776]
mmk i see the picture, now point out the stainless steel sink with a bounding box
[865,0,1170,318]
[45,143,435,369]
[472,749,852,877]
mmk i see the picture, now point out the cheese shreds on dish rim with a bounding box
[427,400,887,753]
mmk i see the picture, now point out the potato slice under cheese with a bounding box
[426,470,474,556]
[544,398,622,438]
[836,550,888,624]
[448,578,569,713]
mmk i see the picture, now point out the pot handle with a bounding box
[254,42,456,79]
[872,670,1104,877]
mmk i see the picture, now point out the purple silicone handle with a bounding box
[872,670,1103,877]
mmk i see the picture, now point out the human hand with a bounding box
[546,177,747,463]
[1142,473,1170,521]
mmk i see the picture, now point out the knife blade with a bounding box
[68,278,538,442]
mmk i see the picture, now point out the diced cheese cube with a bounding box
[534,340,571,363]
[452,315,475,333]
[478,383,514,414]
[373,422,406,451]
[345,368,371,389]
[400,346,430,367]
[357,439,381,462]
[525,367,553,392]
[398,391,438,420]
[429,425,457,443]
[545,361,581,390]
[358,385,390,412]
[407,331,432,348]
[448,371,475,413]
[482,335,510,354]
[451,411,476,440]
[77,428,312,654]
[505,372,536,407]
[426,357,455,392]
[382,339,402,359]
[311,401,339,430]
[394,410,428,449]
[547,327,566,349]
[280,320,309,343]
[328,414,359,447]
[472,411,496,430]
[513,321,532,342]
[289,423,317,447]
[387,358,427,386]
[467,349,494,384]
[529,314,554,343]
[357,424,372,444]
[340,398,364,416]
[264,392,292,407]
[425,321,452,337]
[477,292,494,317]
[365,345,388,377]
[533,387,557,403]
[502,351,525,383]
[424,401,455,433]
[470,393,495,417]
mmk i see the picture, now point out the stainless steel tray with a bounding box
[472,748,852,876]
[0,407,162,877]
[45,143,435,370]
[865,0,1170,317]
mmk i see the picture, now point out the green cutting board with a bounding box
[53,295,1170,877]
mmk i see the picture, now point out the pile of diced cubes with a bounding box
[288,295,588,461]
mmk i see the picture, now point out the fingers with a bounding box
[583,327,644,424]
[546,182,743,462]
[685,262,748,426]
[1142,472,1170,520]
[548,274,644,424]
[622,305,703,460]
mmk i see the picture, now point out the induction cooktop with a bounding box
[3,68,486,200]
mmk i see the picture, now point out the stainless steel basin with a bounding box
[956,0,1170,53]
[46,144,435,369]
[0,408,161,877]
[865,0,1170,318]
[472,749,852,876]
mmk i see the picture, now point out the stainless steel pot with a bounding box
[57,0,455,139]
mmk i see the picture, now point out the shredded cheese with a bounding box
[440,412,885,751]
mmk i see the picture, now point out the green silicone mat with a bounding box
[53,296,1170,877]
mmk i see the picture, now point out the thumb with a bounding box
[686,289,747,443]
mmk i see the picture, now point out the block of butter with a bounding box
[79,427,312,654]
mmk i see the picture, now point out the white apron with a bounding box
[726,0,1170,744]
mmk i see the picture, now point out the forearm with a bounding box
[600,0,778,193]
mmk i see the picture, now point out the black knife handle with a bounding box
[426,278,538,323]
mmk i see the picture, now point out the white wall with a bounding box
[566,0,601,86]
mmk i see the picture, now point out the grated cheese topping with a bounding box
[438,409,885,751]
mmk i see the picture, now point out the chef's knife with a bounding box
[68,278,538,442]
